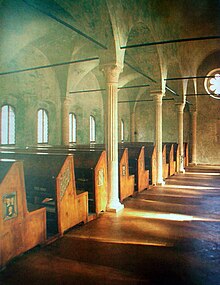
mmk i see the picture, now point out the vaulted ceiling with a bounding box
[0,0,219,104]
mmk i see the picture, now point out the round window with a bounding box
[204,68,220,99]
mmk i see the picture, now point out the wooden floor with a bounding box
[1,165,220,285]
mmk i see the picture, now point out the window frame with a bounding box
[37,108,49,144]
[69,112,77,143]
[0,104,16,145]
[121,119,124,142]
[204,68,220,100]
[90,115,96,143]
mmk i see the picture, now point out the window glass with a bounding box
[1,105,15,144]
[121,119,124,142]
[204,68,220,100]
[69,113,77,143]
[37,109,48,143]
[90,115,96,142]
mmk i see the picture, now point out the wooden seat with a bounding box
[119,142,156,186]
[27,145,108,215]
[0,151,88,237]
[0,159,46,268]
[119,143,149,192]
[140,143,156,186]
[119,148,135,201]
[184,142,189,167]
[73,150,108,214]
[173,143,180,173]
[162,144,169,179]
[164,143,176,176]
[2,145,108,215]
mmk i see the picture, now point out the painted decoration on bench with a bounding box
[60,165,71,201]
[98,168,104,186]
[122,165,126,176]
[2,192,18,221]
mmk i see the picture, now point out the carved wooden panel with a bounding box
[0,161,46,269]
[119,148,135,202]
[94,151,108,213]
[56,156,88,235]
[137,146,149,192]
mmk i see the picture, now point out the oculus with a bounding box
[204,68,220,100]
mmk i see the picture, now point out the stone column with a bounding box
[190,110,197,164]
[176,103,185,173]
[151,91,164,185]
[131,111,136,142]
[102,65,124,212]
[62,98,70,146]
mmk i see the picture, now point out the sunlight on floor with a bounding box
[66,234,170,247]
[186,172,220,176]
[124,209,220,222]
[163,184,217,190]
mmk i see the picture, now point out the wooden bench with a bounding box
[119,143,149,192]
[73,150,108,214]
[11,145,109,215]
[124,142,156,186]
[144,143,156,186]
[0,151,88,237]
[0,159,46,268]
[162,144,169,179]
[164,143,175,176]
[15,145,108,215]
[173,143,179,173]
[27,146,107,213]
[184,142,189,167]
[118,148,135,201]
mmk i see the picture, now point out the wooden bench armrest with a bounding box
[128,175,135,189]
[129,174,135,181]
[26,206,46,217]
[76,190,88,199]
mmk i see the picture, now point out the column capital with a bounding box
[63,97,71,105]
[150,90,165,104]
[150,90,164,97]
[175,102,185,112]
[190,110,197,116]
[189,105,197,114]
[100,64,123,83]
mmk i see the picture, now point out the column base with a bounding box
[179,169,185,173]
[156,180,165,186]
[106,201,124,213]
[189,162,197,166]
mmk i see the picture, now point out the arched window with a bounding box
[121,119,124,142]
[90,115,96,143]
[37,109,48,144]
[0,105,15,145]
[69,113,77,143]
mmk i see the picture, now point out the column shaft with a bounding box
[103,65,124,212]
[177,103,185,173]
[131,111,136,142]
[62,99,70,146]
[191,111,197,164]
[152,92,164,185]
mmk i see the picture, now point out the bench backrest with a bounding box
[0,152,81,235]
[0,160,46,267]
